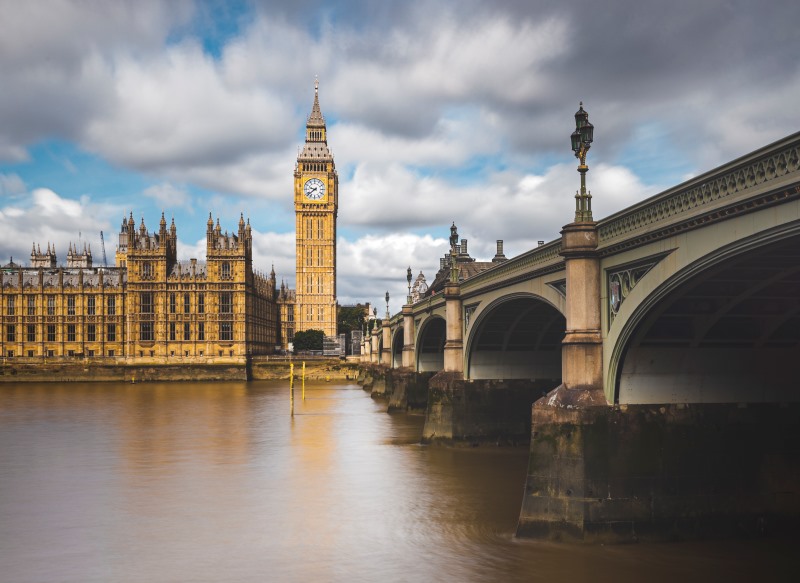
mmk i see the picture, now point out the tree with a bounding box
[337,305,368,354]
[337,305,367,336]
[292,329,324,351]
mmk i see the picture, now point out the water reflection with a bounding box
[0,382,797,582]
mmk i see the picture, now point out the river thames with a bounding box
[0,381,796,582]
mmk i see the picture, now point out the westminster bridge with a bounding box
[359,130,800,542]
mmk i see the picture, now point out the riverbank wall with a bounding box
[0,358,360,383]
[252,359,359,381]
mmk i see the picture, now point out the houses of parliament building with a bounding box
[0,212,278,362]
[0,81,339,362]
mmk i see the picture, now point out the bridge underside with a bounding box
[619,234,800,404]
[417,318,445,372]
[391,328,403,368]
[469,298,565,381]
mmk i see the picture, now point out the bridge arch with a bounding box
[466,293,565,381]
[610,227,800,404]
[391,326,403,368]
[416,316,445,372]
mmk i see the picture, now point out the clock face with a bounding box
[303,178,326,200]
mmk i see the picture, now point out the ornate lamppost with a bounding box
[385,291,390,319]
[449,222,459,283]
[570,102,595,222]
[406,266,413,304]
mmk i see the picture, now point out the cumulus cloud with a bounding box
[0,187,119,264]
[326,14,569,136]
[250,230,296,281]
[331,157,663,311]
[0,0,192,159]
[142,182,191,209]
[1,0,799,309]
[340,160,660,242]
[0,173,26,197]
[337,232,447,312]
[83,43,296,175]
[333,111,501,170]
[3,0,799,190]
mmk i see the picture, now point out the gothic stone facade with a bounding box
[0,213,278,363]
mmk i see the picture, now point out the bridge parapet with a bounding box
[460,239,563,296]
[597,132,800,253]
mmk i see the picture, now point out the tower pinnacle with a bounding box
[307,78,325,128]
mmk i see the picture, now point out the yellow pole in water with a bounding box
[290,363,294,415]
[302,361,306,400]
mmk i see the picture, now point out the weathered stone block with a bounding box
[422,373,554,444]
[518,391,800,543]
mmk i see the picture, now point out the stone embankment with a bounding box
[0,358,360,383]
[251,358,359,381]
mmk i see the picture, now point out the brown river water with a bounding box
[0,381,797,582]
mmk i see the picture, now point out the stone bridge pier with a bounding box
[358,361,432,412]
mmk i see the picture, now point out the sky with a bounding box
[1,0,798,314]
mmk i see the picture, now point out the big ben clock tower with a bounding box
[294,79,338,340]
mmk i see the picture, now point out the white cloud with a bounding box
[0,0,192,67]
[175,237,206,263]
[0,173,26,197]
[33,188,83,218]
[333,111,501,170]
[0,0,798,315]
[83,43,296,175]
[0,1,193,156]
[337,233,446,312]
[143,182,191,209]
[0,141,29,164]
[250,230,295,282]
[327,14,569,133]
[0,187,119,265]
[339,160,660,243]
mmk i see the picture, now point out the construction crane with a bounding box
[99,231,108,267]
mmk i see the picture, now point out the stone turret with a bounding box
[67,242,92,268]
[206,212,214,246]
[269,264,277,291]
[31,242,57,268]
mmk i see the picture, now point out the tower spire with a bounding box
[307,78,325,129]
